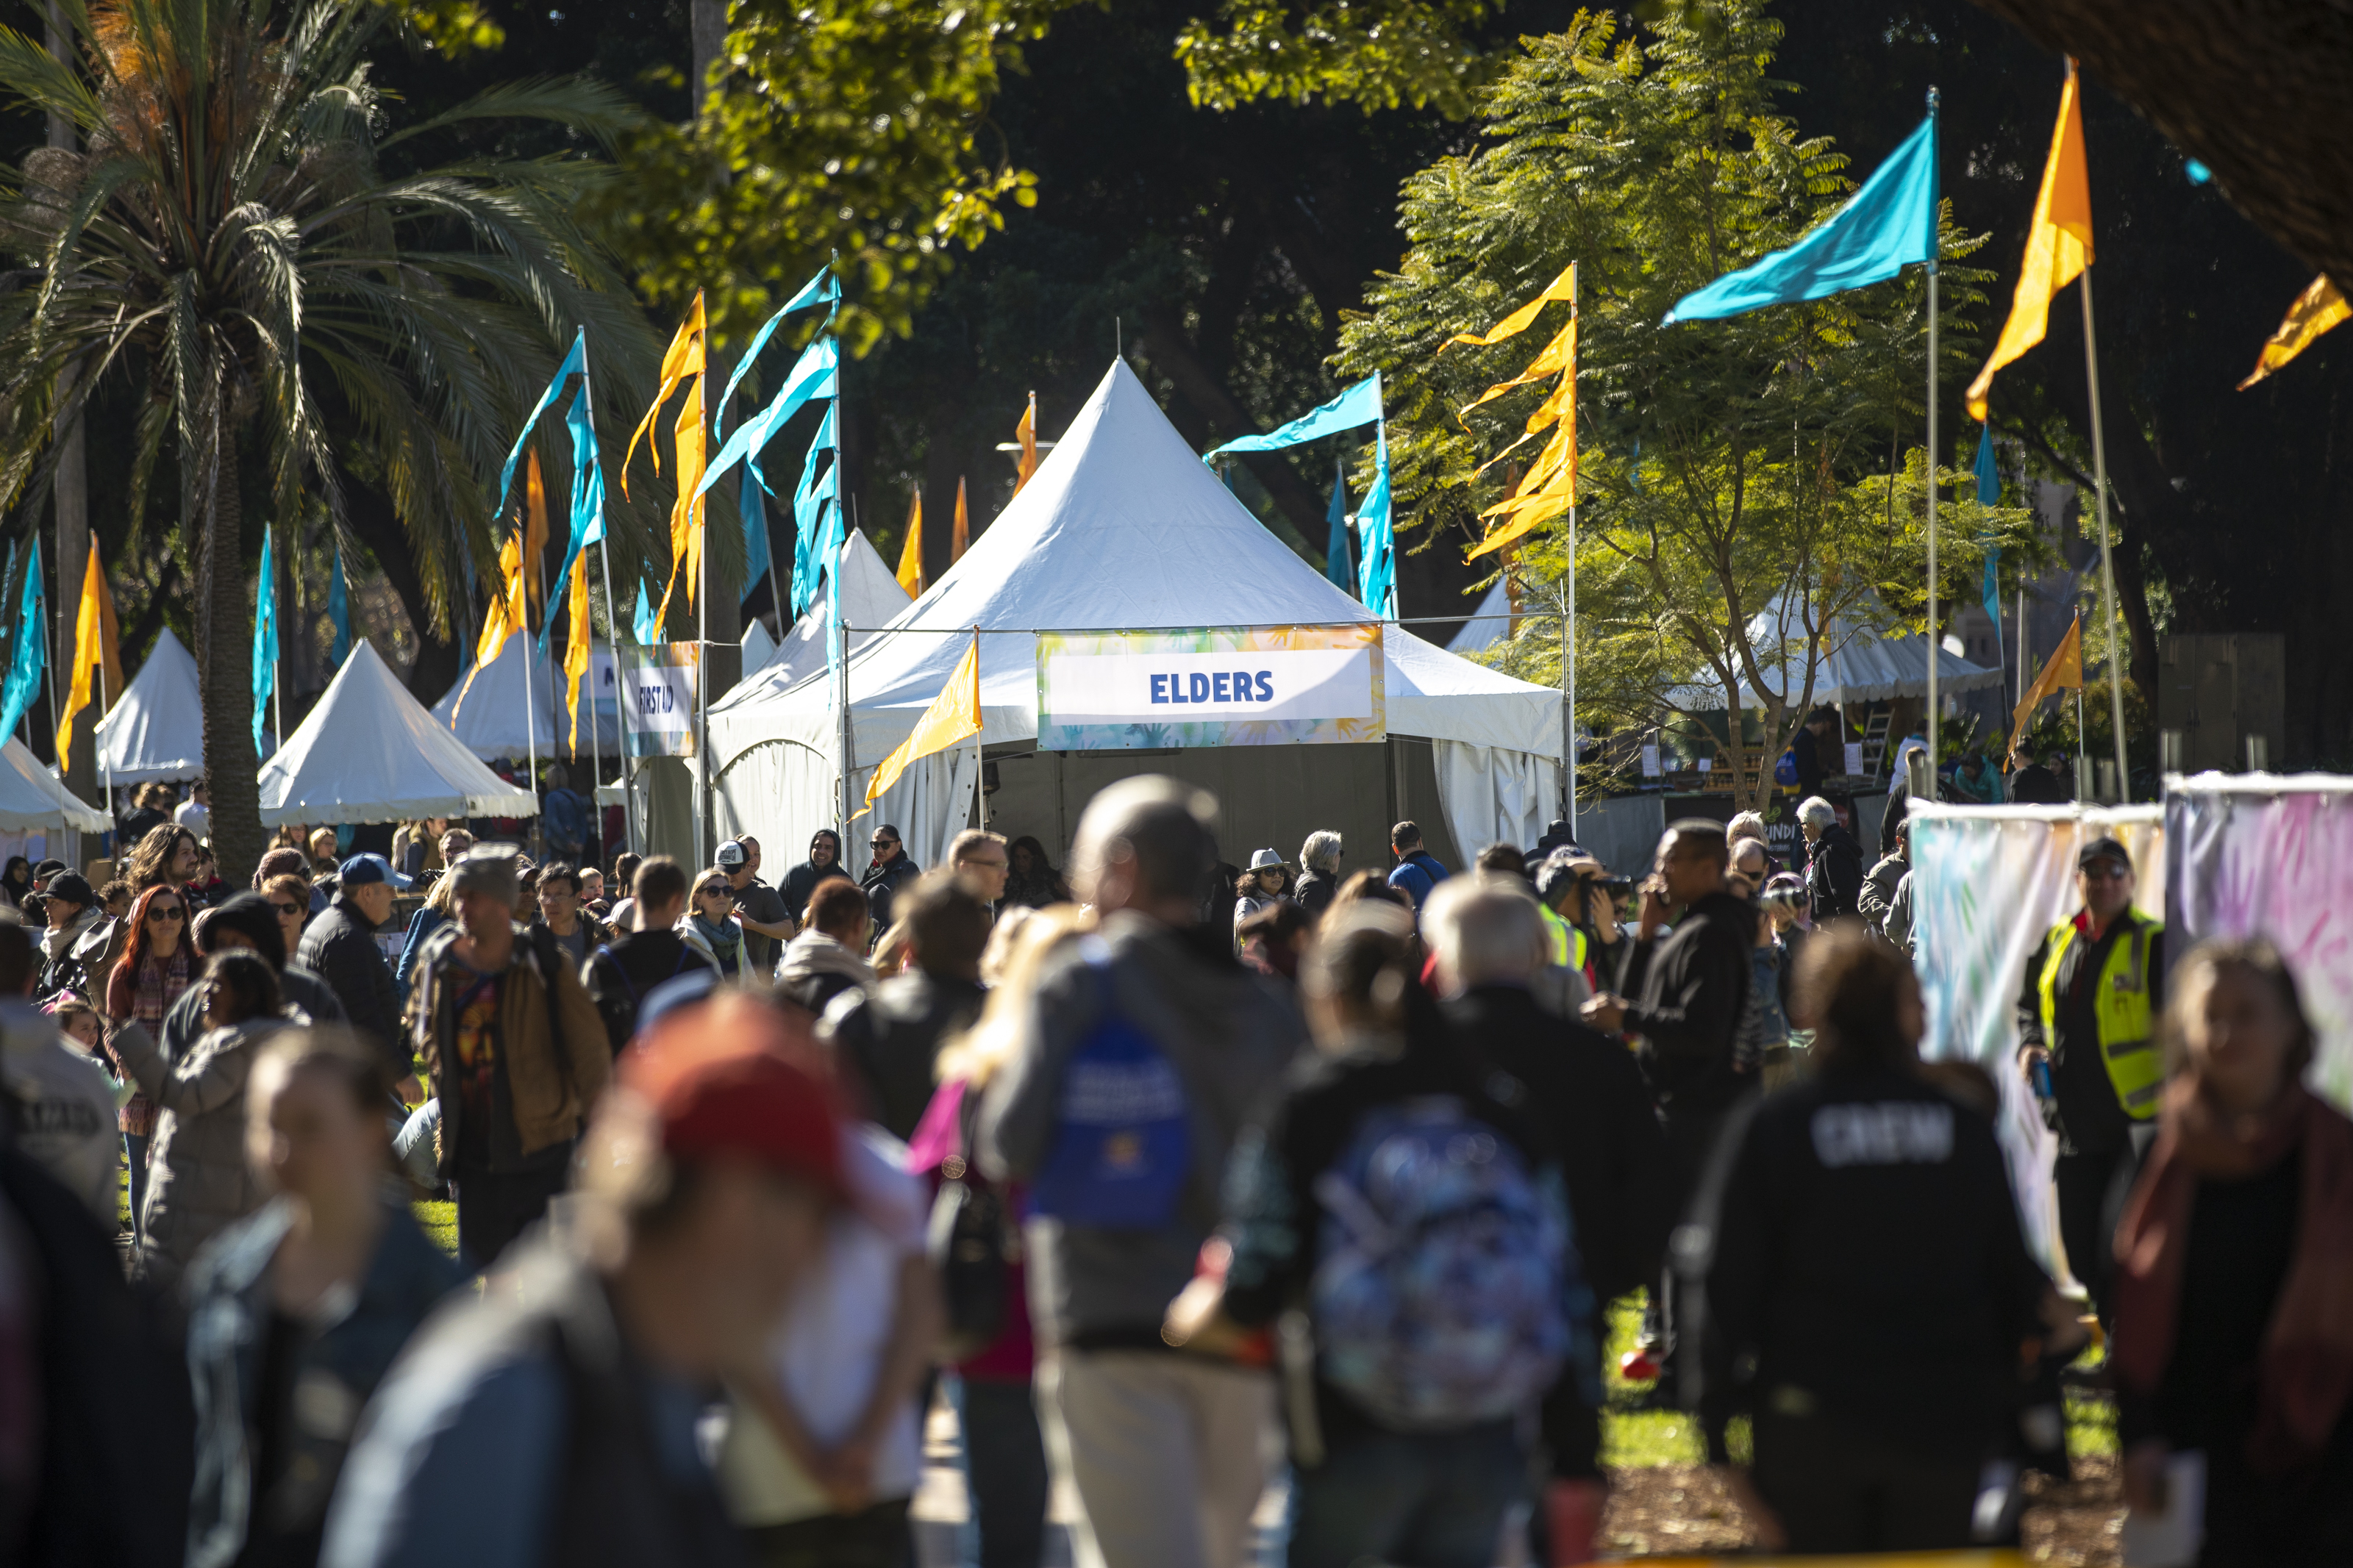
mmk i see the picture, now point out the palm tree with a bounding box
[0,0,665,878]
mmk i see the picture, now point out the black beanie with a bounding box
[200,891,286,972]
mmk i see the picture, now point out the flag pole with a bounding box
[2079,269,2130,801]
[270,528,283,759]
[523,576,539,851]
[1923,86,1941,793]
[582,332,634,859]
[1565,264,1579,838]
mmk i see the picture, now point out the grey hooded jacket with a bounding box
[113,1013,299,1284]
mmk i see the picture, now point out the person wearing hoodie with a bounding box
[780,829,847,924]
[107,950,299,1286]
[36,871,106,1000]
[978,776,1307,1568]
[779,878,876,1017]
[1798,797,1865,926]
[157,895,349,1075]
[0,921,121,1224]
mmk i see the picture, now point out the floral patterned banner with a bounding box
[1037,623,1385,751]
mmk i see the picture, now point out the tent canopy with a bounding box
[709,358,1560,767]
[1670,593,2002,712]
[262,641,538,825]
[95,626,204,784]
[0,740,107,832]
[1447,578,1512,655]
[431,634,621,761]
[738,527,913,687]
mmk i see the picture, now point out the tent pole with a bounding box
[696,545,707,870]
[1924,259,1940,792]
[2079,268,2130,801]
[524,612,539,856]
[600,543,635,858]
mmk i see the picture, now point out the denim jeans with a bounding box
[1288,1418,1528,1568]
[962,1377,1049,1568]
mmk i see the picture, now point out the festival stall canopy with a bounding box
[736,527,912,687]
[0,739,108,832]
[94,626,204,784]
[709,358,1563,867]
[1670,594,2003,712]
[1447,578,1511,655]
[429,631,621,760]
[260,641,538,826]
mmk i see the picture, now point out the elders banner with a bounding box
[618,641,701,758]
[1037,623,1384,751]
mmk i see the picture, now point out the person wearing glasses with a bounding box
[860,826,921,939]
[103,884,195,1237]
[2016,836,2166,1326]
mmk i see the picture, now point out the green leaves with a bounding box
[1176,0,1506,115]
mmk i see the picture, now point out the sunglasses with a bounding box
[268,901,301,917]
[149,905,185,922]
[871,839,898,849]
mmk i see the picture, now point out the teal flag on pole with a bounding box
[0,548,43,743]
[714,265,840,442]
[790,404,839,620]
[701,336,838,500]
[1662,112,1939,325]
[1357,433,1396,618]
[538,378,607,659]
[252,527,279,751]
[632,579,661,645]
[1976,424,2003,654]
[1324,458,1353,590]
[1204,373,1382,459]
[329,545,350,666]
[497,331,588,510]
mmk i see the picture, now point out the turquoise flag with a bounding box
[252,527,279,751]
[0,548,43,743]
[497,331,588,511]
[1976,424,2003,655]
[632,579,661,645]
[538,379,607,659]
[740,462,771,606]
[790,405,839,620]
[700,336,838,500]
[1204,373,1382,459]
[329,544,350,665]
[1663,110,1939,325]
[1324,457,1353,590]
[714,265,840,443]
[1356,433,1396,619]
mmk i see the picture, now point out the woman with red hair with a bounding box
[104,882,194,1235]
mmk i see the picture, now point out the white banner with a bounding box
[618,642,701,757]
[1043,647,1375,726]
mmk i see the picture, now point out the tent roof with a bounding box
[1446,579,1511,655]
[95,626,204,783]
[735,528,913,692]
[430,631,621,760]
[710,359,1561,763]
[262,641,538,825]
[0,740,107,832]
[1671,595,2004,711]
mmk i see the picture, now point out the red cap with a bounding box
[621,993,845,1196]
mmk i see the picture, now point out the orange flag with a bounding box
[897,490,926,597]
[522,448,550,631]
[2008,612,2083,767]
[1966,62,2093,421]
[1012,396,1039,496]
[2238,276,2348,390]
[563,538,592,752]
[1469,277,1577,562]
[55,542,121,759]
[855,632,981,817]
[625,294,708,629]
[1442,260,1578,351]
[952,476,971,562]
[454,531,529,720]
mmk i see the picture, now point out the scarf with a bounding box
[690,912,743,970]
[2112,1073,2353,1472]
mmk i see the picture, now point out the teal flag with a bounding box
[329,544,350,666]
[1324,458,1353,590]
[497,331,588,512]
[1356,434,1396,618]
[740,462,771,606]
[1976,424,2002,655]
[700,336,838,500]
[1662,110,1939,325]
[714,265,840,442]
[1204,373,1382,459]
[632,579,661,645]
[790,404,839,619]
[0,547,43,744]
[539,379,607,659]
[252,527,279,751]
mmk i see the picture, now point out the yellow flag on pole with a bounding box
[55,542,121,759]
[453,531,528,720]
[625,294,708,630]
[897,490,927,597]
[854,633,982,818]
[952,477,971,562]
[1469,279,1577,563]
[1442,261,1579,351]
[1013,397,1040,497]
[563,542,591,751]
[1966,62,2093,422]
[2238,276,2348,390]
[2007,612,2083,767]
[523,448,550,631]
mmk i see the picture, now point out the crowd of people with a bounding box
[0,765,2342,1568]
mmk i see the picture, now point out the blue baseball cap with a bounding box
[338,853,410,889]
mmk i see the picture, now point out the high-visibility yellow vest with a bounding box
[2037,912,2165,1121]
[1540,905,1588,973]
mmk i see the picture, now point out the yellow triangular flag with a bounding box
[1966,62,2094,422]
[563,543,590,752]
[453,531,528,720]
[897,490,926,597]
[854,633,982,818]
[623,293,707,492]
[2238,276,2348,390]
[2007,612,2083,767]
[952,476,971,562]
[56,542,121,759]
[1013,397,1039,496]
[523,448,549,631]
[1469,295,1577,562]
[1443,261,1578,351]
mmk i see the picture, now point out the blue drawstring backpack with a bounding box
[1029,942,1193,1229]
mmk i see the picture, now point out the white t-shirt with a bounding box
[718,1123,927,1526]
[174,798,210,839]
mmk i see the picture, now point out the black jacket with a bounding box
[297,895,404,1080]
[1678,1065,2051,1462]
[860,854,922,933]
[1805,823,1865,924]
[822,970,987,1140]
[1618,889,1754,1117]
[1293,870,1338,921]
[2015,910,2164,1156]
[582,929,718,1057]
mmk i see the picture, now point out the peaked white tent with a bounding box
[431,633,621,760]
[94,626,205,784]
[1447,578,1512,655]
[0,740,107,832]
[735,528,913,687]
[1673,594,2002,712]
[262,642,538,825]
[710,359,1563,874]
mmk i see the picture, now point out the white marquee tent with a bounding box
[1446,577,1512,655]
[431,634,622,761]
[738,528,913,687]
[0,739,107,832]
[708,359,1564,874]
[262,642,538,825]
[1671,593,2003,712]
[94,626,205,784]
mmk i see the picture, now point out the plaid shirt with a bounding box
[118,948,193,1136]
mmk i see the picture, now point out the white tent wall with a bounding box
[96,626,204,784]
[1433,742,1560,863]
[262,642,539,826]
[713,737,976,880]
[432,637,621,761]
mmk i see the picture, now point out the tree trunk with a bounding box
[46,6,93,851]
[198,440,263,885]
